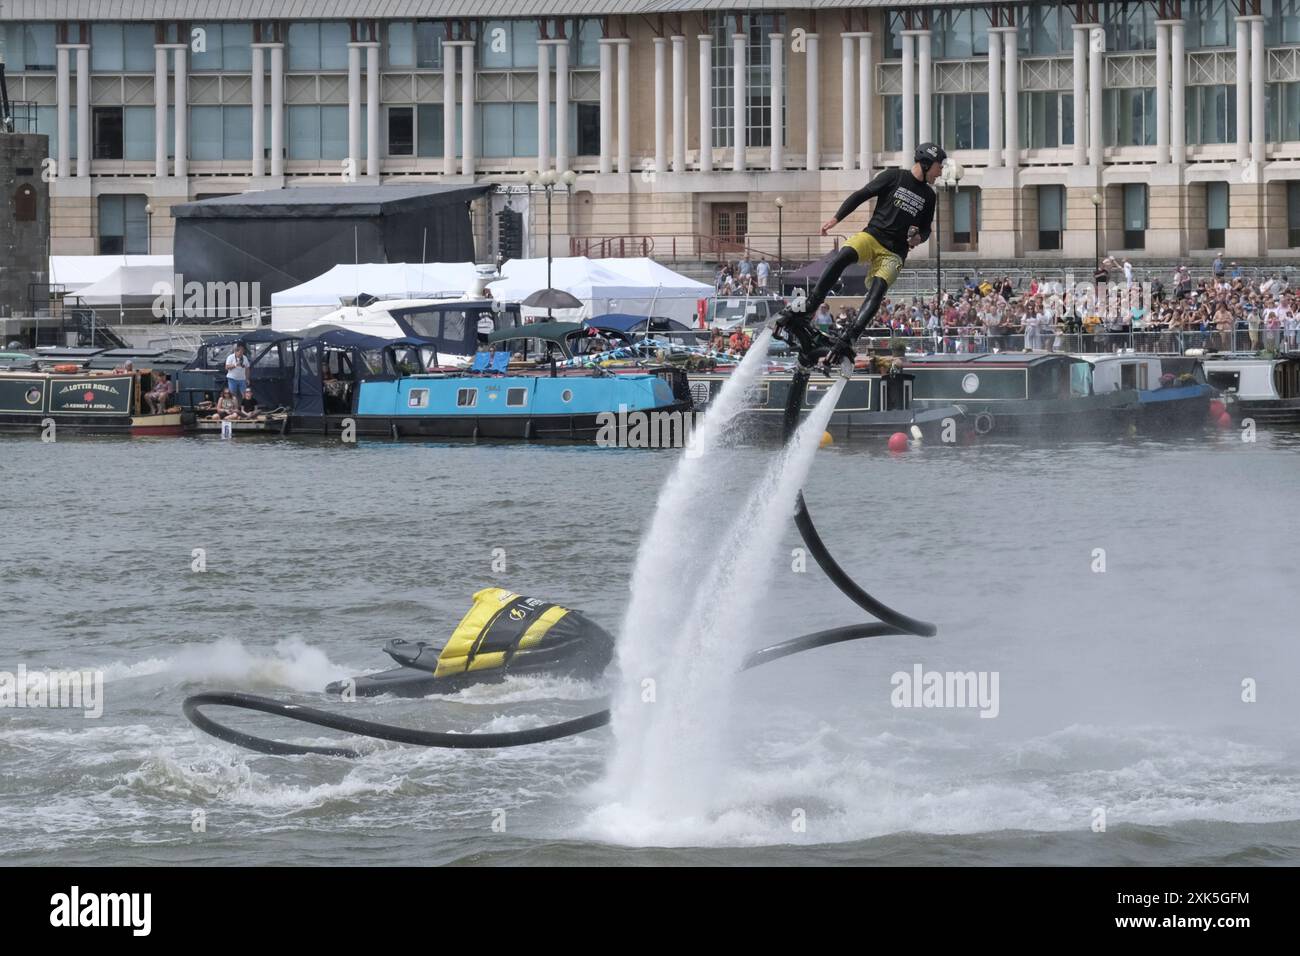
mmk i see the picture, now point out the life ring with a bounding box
[52,364,80,374]
[974,411,996,435]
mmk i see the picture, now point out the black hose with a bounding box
[182,622,912,758]
[182,360,938,757]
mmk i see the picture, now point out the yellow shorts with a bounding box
[844,231,903,286]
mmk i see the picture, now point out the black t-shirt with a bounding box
[240,396,257,413]
[833,168,937,258]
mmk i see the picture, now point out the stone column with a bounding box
[555,36,570,173]
[598,39,614,174]
[653,37,667,175]
[618,38,632,174]
[538,40,552,173]
[461,39,475,177]
[732,32,746,171]
[56,45,70,179]
[987,30,1002,167]
[671,35,686,172]
[1089,24,1104,168]
[347,43,362,171]
[770,33,784,171]
[154,45,169,178]
[76,45,89,178]
[1071,25,1088,167]
[917,29,932,145]
[1155,21,1170,165]
[269,44,284,176]
[1001,27,1018,167]
[1250,15,1265,165]
[901,30,915,161]
[366,42,380,176]
[250,45,264,177]
[1170,19,1185,166]
[443,40,457,174]
[841,33,855,168]
[805,32,819,170]
[173,45,186,179]
[858,33,873,175]
[698,34,713,172]
[1235,16,1249,166]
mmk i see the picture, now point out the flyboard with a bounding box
[183,333,937,757]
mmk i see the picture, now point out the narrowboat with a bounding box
[1085,353,1214,431]
[687,358,968,441]
[175,328,299,413]
[288,328,693,441]
[1201,352,1300,424]
[0,366,183,435]
[902,353,1139,437]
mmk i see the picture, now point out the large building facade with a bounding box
[5,0,1300,269]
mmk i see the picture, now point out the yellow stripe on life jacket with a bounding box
[433,587,572,678]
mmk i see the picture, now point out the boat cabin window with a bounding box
[1119,362,1148,390]
[1277,361,1299,399]
[506,387,528,406]
[388,346,424,375]
[493,337,555,362]
[200,342,236,370]
[1207,370,1240,391]
[250,341,285,368]
[401,308,470,344]
[457,388,478,407]
[1070,362,1092,397]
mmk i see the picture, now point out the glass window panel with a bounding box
[1207,181,1229,229]
[513,21,539,68]
[481,102,512,156]
[513,102,538,156]
[123,105,154,161]
[223,106,251,160]
[1062,93,1074,145]
[415,23,442,68]
[190,23,222,70]
[123,195,148,254]
[287,23,320,71]
[886,12,904,59]
[320,23,349,70]
[99,195,125,234]
[190,105,222,160]
[1284,83,1300,141]
[321,105,348,159]
[972,9,991,55]
[884,95,902,152]
[481,20,511,68]
[91,24,124,72]
[37,105,57,158]
[288,104,320,158]
[1288,180,1300,230]
[417,103,442,156]
[953,190,972,232]
[26,23,56,71]
[3,25,27,71]
[1123,183,1147,229]
[223,24,251,72]
[387,106,414,155]
[945,10,974,59]
[576,18,602,67]
[123,24,154,72]
[972,93,989,149]
[387,22,414,68]
[1038,185,1064,230]
[1285,0,1300,42]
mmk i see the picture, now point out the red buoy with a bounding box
[887,432,910,452]
[1215,411,1232,429]
[1208,399,1226,417]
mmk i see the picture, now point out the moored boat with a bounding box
[0,367,184,435]
[1201,351,1300,424]
[1084,353,1214,432]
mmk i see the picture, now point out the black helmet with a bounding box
[915,142,947,173]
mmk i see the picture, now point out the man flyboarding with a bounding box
[774,143,947,368]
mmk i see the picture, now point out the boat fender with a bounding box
[52,364,80,373]
[974,411,995,435]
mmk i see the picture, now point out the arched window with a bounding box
[14,184,37,222]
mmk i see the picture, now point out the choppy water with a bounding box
[1,424,1298,865]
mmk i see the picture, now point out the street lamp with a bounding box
[144,203,153,255]
[524,168,576,319]
[935,161,964,313]
[774,196,785,292]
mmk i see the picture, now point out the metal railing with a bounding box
[569,233,845,265]
[843,328,1300,356]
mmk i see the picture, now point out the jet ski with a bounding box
[326,587,614,698]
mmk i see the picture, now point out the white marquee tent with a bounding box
[487,257,711,323]
[270,261,479,330]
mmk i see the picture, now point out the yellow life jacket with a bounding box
[435,587,575,677]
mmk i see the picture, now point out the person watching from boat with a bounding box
[146,372,174,415]
[113,359,135,374]
[728,327,752,356]
[226,343,250,397]
[236,387,260,420]
[209,387,238,420]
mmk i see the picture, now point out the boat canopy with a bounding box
[591,313,691,334]
[294,329,438,416]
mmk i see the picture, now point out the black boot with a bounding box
[826,276,890,368]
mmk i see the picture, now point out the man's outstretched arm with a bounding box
[820,169,897,235]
